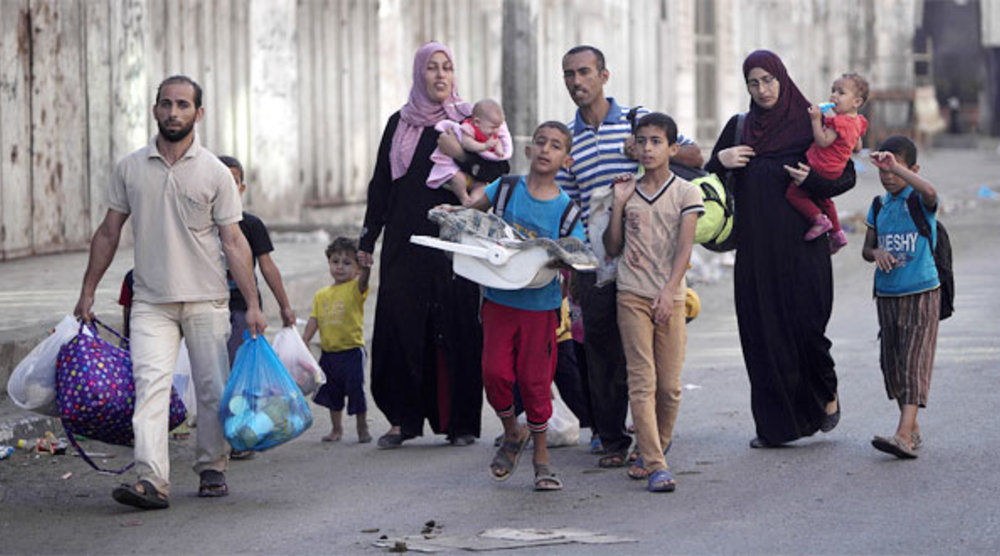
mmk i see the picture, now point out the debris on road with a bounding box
[373,527,636,552]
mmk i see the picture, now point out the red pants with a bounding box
[481,300,558,432]
[786,152,842,230]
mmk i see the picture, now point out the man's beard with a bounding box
[158,120,195,142]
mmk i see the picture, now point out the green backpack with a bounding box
[627,109,745,252]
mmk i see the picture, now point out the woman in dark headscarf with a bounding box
[359,42,510,448]
[704,50,855,447]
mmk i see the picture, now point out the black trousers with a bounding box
[578,273,631,454]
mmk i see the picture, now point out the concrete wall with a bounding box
[0,0,918,260]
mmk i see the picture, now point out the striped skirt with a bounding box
[876,288,940,407]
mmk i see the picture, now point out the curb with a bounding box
[0,403,62,447]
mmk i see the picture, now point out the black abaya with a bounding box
[707,114,856,444]
[360,112,509,439]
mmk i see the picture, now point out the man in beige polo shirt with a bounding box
[74,75,265,510]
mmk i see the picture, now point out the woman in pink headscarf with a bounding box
[359,42,510,449]
[705,50,856,448]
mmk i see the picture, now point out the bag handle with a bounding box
[78,317,129,348]
[62,419,135,475]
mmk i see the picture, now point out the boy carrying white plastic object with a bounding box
[412,206,598,290]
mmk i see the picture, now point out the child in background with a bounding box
[427,98,513,206]
[604,113,703,492]
[862,135,941,459]
[458,121,584,491]
[786,72,869,253]
[303,238,372,443]
[118,269,135,339]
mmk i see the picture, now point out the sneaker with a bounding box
[829,229,848,254]
[804,214,833,241]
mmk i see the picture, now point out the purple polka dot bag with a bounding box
[56,319,186,472]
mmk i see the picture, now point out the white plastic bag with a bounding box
[7,315,82,416]
[271,326,325,396]
[516,386,580,447]
[546,388,580,447]
[172,338,198,420]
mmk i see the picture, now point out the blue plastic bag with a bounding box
[220,332,313,451]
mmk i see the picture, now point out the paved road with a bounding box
[1,149,999,554]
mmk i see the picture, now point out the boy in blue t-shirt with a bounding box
[862,135,940,460]
[462,121,585,491]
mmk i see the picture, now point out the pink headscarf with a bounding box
[390,42,470,181]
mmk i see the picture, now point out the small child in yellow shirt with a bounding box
[303,237,372,443]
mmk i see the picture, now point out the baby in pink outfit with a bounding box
[428,98,513,206]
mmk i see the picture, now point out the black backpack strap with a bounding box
[627,106,643,132]
[734,112,747,144]
[559,201,583,238]
[493,175,521,219]
[872,195,883,227]
[905,193,934,240]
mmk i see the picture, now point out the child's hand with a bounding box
[623,136,639,160]
[869,151,897,171]
[485,136,498,149]
[807,104,823,122]
[873,248,898,273]
[611,173,637,205]
[357,250,374,268]
[651,288,675,326]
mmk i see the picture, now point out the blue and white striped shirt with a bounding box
[555,98,692,240]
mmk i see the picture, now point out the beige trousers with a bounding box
[130,300,231,495]
[616,291,686,473]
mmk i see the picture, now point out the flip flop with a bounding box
[627,441,673,480]
[533,464,563,491]
[112,479,169,510]
[648,469,676,492]
[198,470,229,497]
[871,435,917,459]
[490,430,530,482]
[627,456,649,480]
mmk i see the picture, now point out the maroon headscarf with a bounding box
[741,50,812,155]
[390,42,470,180]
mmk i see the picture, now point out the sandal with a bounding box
[598,451,627,468]
[627,445,640,464]
[198,470,229,497]
[871,434,917,460]
[627,456,649,480]
[647,469,676,493]
[626,440,673,480]
[533,463,563,491]
[588,435,605,454]
[490,430,530,482]
[112,479,169,510]
[376,431,414,450]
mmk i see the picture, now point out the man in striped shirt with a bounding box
[557,45,702,468]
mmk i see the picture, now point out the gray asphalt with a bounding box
[1,148,999,554]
